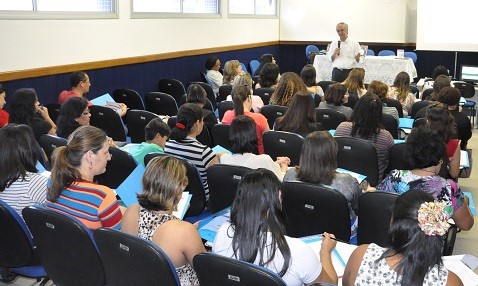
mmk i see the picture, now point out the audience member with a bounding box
[367,80,399,123]
[213,168,338,285]
[9,88,56,140]
[327,22,361,82]
[342,67,366,102]
[128,118,171,165]
[376,126,473,231]
[334,94,394,180]
[255,63,280,89]
[274,90,322,137]
[121,156,205,285]
[317,83,353,120]
[387,71,415,117]
[56,97,90,139]
[187,83,218,129]
[205,56,223,94]
[422,74,450,101]
[419,65,449,92]
[437,87,472,150]
[343,189,463,285]
[222,60,242,85]
[300,64,324,106]
[269,72,308,106]
[222,85,269,154]
[253,53,277,78]
[0,124,47,217]
[0,84,8,127]
[165,103,219,200]
[220,116,290,180]
[284,131,362,223]
[229,72,264,112]
[46,125,122,230]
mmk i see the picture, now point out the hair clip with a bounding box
[175,122,186,129]
[417,201,451,236]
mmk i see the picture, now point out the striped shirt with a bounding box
[0,172,48,218]
[46,180,122,231]
[165,137,215,199]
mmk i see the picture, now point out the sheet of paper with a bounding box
[91,93,115,106]
[443,257,478,286]
[460,150,470,168]
[463,192,477,216]
[198,208,231,242]
[173,192,191,220]
[212,145,232,155]
[398,118,413,129]
[115,164,145,207]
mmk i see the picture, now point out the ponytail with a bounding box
[232,85,250,116]
[48,146,83,200]
[169,103,204,141]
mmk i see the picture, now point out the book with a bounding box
[198,207,231,243]
[173,192,192,219]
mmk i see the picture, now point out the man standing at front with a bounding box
[328,22,362,82]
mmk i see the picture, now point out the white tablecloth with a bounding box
[313,55,418,86]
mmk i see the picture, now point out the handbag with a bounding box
[459,149,473,178]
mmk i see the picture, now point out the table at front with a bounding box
[313,55,418,86]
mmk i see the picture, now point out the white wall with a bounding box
[0,0,279,73]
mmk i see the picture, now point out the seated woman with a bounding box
[0,124,47,217]
[46,125,123,230]
[422,74,450,101]
[343,189,463,285]
[335,94,394,181]
[186,83,218,130]
[367,80,399,123]
[9,88,56,140]
[376,126,473,231]
[222,60,242,85]
[300,64,324,107]
[121,156,206,286]
[226,72,264,113]
[220,115,290,180]
[342,67,367,109]
[317,83,353,120]
[284,131,362,224]
[387,71,415,117]
[56,97,91,139]
[274,90,322,137]
[165,103,219,200]
[255,63,280,89]
[270,72,308,107]
[213,168,338,286]
[204,56,223,94]
[222,85,269,154]
[253,53,277,79]
[0,84,9,127]
[426,103,461,179]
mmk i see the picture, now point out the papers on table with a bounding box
[302,234,357,278]
[463,192,477,216]
[336,168,367,184]
[198,207,231,243]
[443,255,478,286]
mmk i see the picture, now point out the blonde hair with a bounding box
[343,68,365,96]
[223,60,241,84]
[367,80,389,100]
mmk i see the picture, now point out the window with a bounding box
[132,0,219,16]
[228,0,276,16]
[0,0,116,19]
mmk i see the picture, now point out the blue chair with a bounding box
[249,60,260,76]
[378,50,395,56]
[306,44,320,62]
[366,49,375,56]
[0,200,49,285]
[240,62,248,74]
[404,51,417,63]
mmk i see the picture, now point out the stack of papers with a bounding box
[91,93,122,114]
[198,207,231,243]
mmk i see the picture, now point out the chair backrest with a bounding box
[200,72,208,83]
[381,113,399,139]
[124,109,159,143]
[357,191,398,247]
[253,87,274,105]
[94,228,180,286]
[167,116,212,147]
[193,253,287,286]
[260,105,288,129]
[112,88,145,110]
[317,81,338,94]
[454,81,475,98]
[306,44,320,61]
[207,164,252,213]
[385,143,411,176]
[144,153,206,217]
[218,101,234,121]
[22,206,105,286]
[366,49,375,56]
[38,134,67,164]
[89,105,127,141]
[263,131,303,166]
[190,81,218,111]
[403,51,417,63]
[240,62,248,74]
[409,85,420,99]
[95,147,137,189]
[315,109,347,130]
[282,181,351,241]
[410,100,431,119]
[249,60,260,76]
[211,124,232,149]
[34,141,50,171]
[44,103,62,124]
[218,84,233,102]
[383,98,404,118]
[378,50,395,56]
[144,92,179,117]
[334,136,379,186]
[157,78,187,105]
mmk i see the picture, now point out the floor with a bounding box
[5,129,478,285]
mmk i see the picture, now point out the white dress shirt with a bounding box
[327,38,361,70]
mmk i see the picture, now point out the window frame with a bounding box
[227,0,278,19]
[130,0,221,19]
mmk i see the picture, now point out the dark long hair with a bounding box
[406,126,445,169]
[324,83,348,106]
[258,63,280,88]
[254,53,274,77]
[231,85,251,116]
[9,88,38,126]
[275,90,317,136]
[426,103,456,143]
[229,115,258,154]
[56,97,88,139]
[350,93,383,139]
[0,124,38,191]
[300,64,317,87]
[381,189,445,286]
[296,131,337,185]
[169,103,204,141]
[229,168,291,277]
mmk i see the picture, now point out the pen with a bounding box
[321,233,350,244]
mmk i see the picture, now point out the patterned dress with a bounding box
[138,207,199,286]
[355,243,448,285]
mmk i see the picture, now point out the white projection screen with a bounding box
[417,0,478,52]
